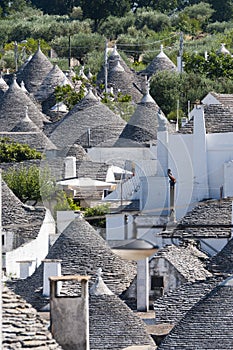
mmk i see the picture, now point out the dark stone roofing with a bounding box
[161,198,233,239]
[66,144,90,160]
[75,160,109,182]
[0,77,48,131]
[0,131,57,152]
[97,47,145,100]
[40,156,110,184]
[106,59,143,103]
[153,276,222,326]
[2,286,62,350]
[179,104,233,134]
[9,217,137,310]
[17,46,53,94]
[115,91,175,146]
[208,237,233,274]
[152,240,211,282]
[206,92,233,108]
[49,90,126,149]
[2,180,46,250]
[11,112,40,132]
[140,48,177,78]
[89,293,155,350]
[157,279,233,350]
[35,64,73,103]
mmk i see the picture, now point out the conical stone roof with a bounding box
[116,89,175,145]
[157,279,233,350]
[0,76,48,131]
[49,89,126,149]
[9,217,136,310]
[141,45,177,78]
[11,106,40,132]
[89,270,155,350]
[17,45,53,94]
[107,59,143,103]
[35,64,73,103]
[97,45,144,100]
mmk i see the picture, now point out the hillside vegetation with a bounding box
[1,0,233,117]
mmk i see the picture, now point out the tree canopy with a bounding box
[0,138,42,163]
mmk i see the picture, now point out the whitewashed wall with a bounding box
[207,132,233,198]
[5,209,55,278]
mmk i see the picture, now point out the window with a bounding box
[151,276,164,290]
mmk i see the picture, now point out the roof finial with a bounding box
[160,44,164,53]
[157,108,167,131]
[21,81,28,93]
[38,40,41,50]
[24,105,30,121]
[89,268,114,296]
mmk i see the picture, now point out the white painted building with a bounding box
[5,209,55,278]
[89,103,233,254]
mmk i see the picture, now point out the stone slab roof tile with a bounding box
[140,49,177,78]
[2,286,63,349]
[35,64,73,103]
[208,237,233,274]
[153,276,222,326]
[0,132,57,152]
[209,92,233,108]
[162,198,233,239]
[157,281,233,350]
[152,241,211,282]
[116,96,175,145]
[179,104,233,134]
[2,180,46,249]
[17,47,53,94]
[9,217,136,310]
[49,93,126,150]
[0,78,48,131]
[90,294,155,350]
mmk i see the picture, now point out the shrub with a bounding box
[0,138,42,163]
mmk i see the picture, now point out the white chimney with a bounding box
[64,156,76,179]
[43,259,62,297]
[17,260,36,279]
[137,258,149,312]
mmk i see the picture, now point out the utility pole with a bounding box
[177,32,183,74]
[0,170,2,348]
[176,99,179,131]
[68,35,71,70]
[14,41,18,72]
[104,39,108,93]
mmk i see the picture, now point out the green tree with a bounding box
[1,0,29,16]
[54,75,87,110]
[134,9,171,32]
[171,2,214,34]
[132,0,178,13]
[183,52,233,79]
[0,138,42,163]
[84,203,110,227]
[79,0,131,31]
[3,165,43,204]
[3,164,70,210]
[51,32,105,64]
[149,70,224,117]
[30,0,77,15]
[208,0,233,22]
